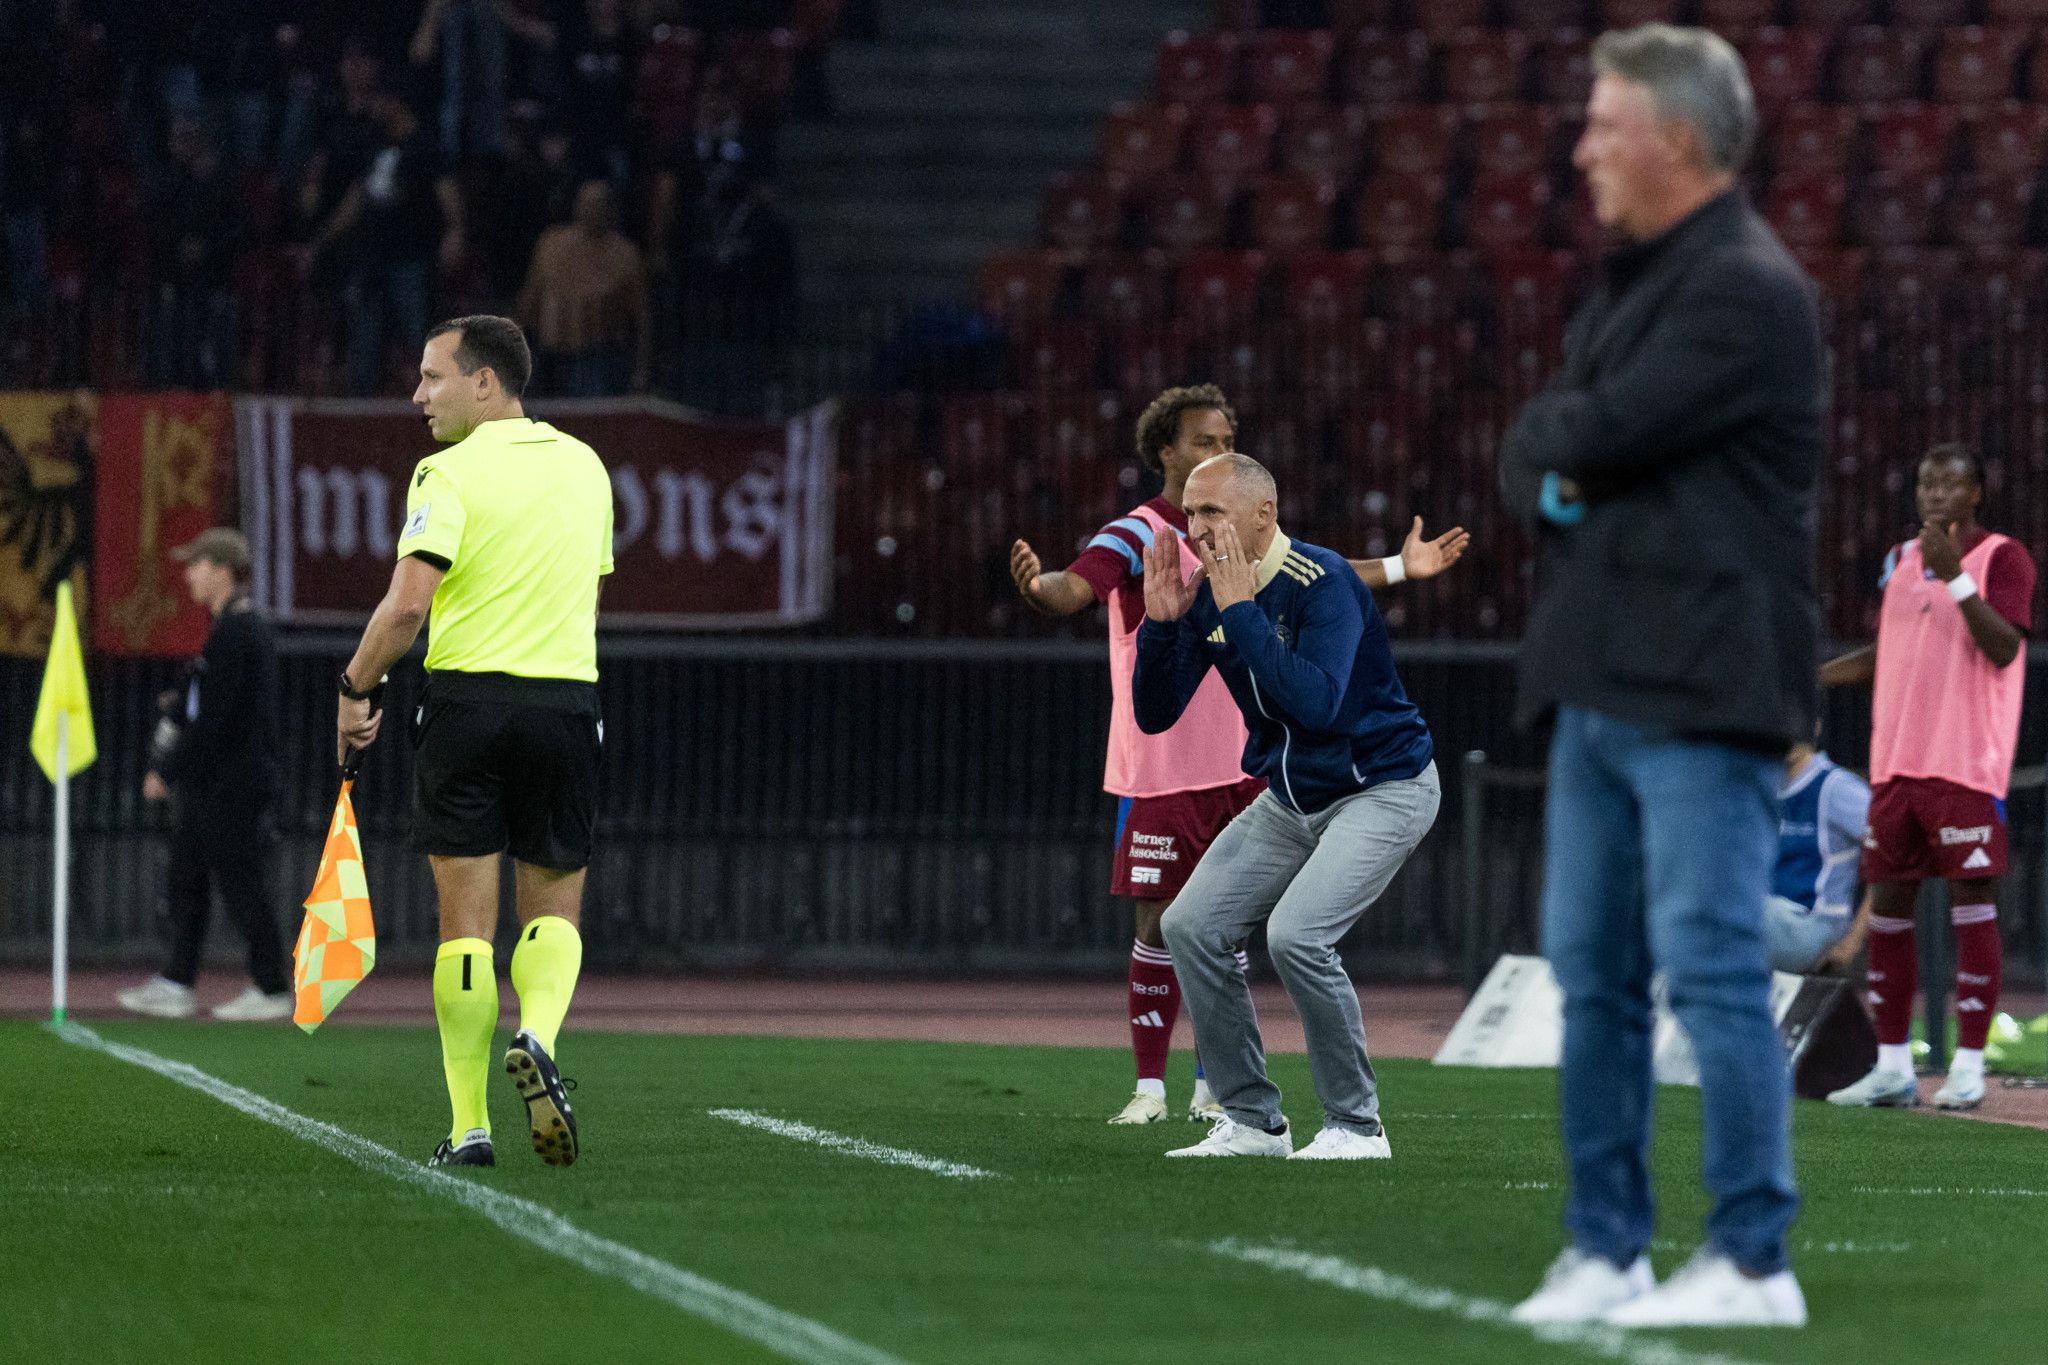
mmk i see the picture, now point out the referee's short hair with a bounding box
[428,315,533,398]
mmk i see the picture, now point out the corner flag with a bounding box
[30,581,96,781]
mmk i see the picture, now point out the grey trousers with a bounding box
[1161,764,1440,1136]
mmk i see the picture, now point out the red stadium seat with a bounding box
[1963,103,2048,179]
[1557,186,1606,253]
[1469,107,1557,177]
[1786,246,1868,307]
[1891,0,1971,24]
[1042,176,1125,252]
[1214,0,1261,29]
[1373,253,1473,321]
[1785,0,1875,22]
[1176,250,1268,331]
[718,28,796,118]
[1339,30,1433,107]
[979,252,1066,325]
[1833,29,1928,105]
[1988,0,2048,21]
[1413,0,1492,36]
[1099,104,1189,187]
[1533,34,1594,108]
[1140,175,1235,251]
[1934,27,2028,106]
[1109,321,1195,402]
[1512,0,1591,30]
[1464,172,1554,254]
[1012,321,1100,392]
[1852,174,1945,249]
[1341,403,1422,489]
[940,394,1022,476]
[1441,31,1530,107]
[1943,175,2036,250]
[1369,105,1462,176]
[1764,174,1849,250]
[1156,31,1241,105]
[1249,172,1338,254]
[1082,251,1173,323]
[1867,105,1960,180]
[1188,105,1281,185]
[1769,104,1860,180]
[1354,173,1447,253]
[1596,0,1683,25]
[1698,0,1779,31]
[2024,43,2048,101]
[1281,250,1374,324]
[1740,29,1834,117]
[1281,105,1369,187]
[1490,250,1579,325]
[1246,30,1335,105]
[1329,0,1403,30]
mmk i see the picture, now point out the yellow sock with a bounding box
[433,938,497,1143]
[510,916,583,1057]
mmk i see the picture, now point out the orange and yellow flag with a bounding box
[292,778,376,1031]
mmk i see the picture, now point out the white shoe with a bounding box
[1188,1079,1226,1123]
[1826,1065,1920,1107]
[116,976,195,1019]
[1933,1068,1986,1111]
[1604,1248,1806,1327]
[1108,1091,1169,1124]
[1164,1116,1291,1158]
[1289,1126,1392,1160]
[211,986,295,1022]
[1510,1248,1655,1323]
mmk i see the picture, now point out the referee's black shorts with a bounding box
[411,671,601,870]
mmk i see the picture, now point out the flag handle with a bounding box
[52,712,68,1025]
[339,683,385,782]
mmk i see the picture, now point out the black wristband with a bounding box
[340,672,376,701]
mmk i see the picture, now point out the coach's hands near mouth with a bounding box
[1142,533,1203,622]
[1200,524,1259,612]
[338,695,382,767]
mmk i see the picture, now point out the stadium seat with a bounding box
[1556,186,1605,253]
[1764,174,1849,249]
[1354,172,1447,253]
[718,28,796,118]
[1177,249,1269,331]
[1246,30,1335,105]
[1698,0,1780,31]
[1411,0,1493,37]
[1339,30,1433,106]
[1099,104,1189,187]
[1188,105,1281,185]
[1141,175,1235,251]
[1533,34,1594,108]
[1281,105,1370,187]
[1769,104,1861,180]
[1512,0,1592,30]
[1373,253,1474,321]
[1249,172,1338,254]
[1328,0,1403,30]
[1281,250,1374,324]
[1082,251,1173,323]
[1890,0,1972,25]
[1786,246,1868,307]
[1741,29,1834,117]
[1369,105,1462,176]
[1109,320,1195,401]
[1867,105,1960,180]
[1962,103,2048,178]
[1441,31,1531,107]
[1012,321,1100,392]
[1341,402,1423,489]
[1490,250,1580,326]
[1785,0,1874,19]
[940,393,1023,476]
[1833,29,1928,105]
[1595,0,1684,25]
[1463,172,1554,254]
[1943,175,2036,250]
[1042,176,1126,252]
[1852,174,1944,248]
[1156,30,1241,105]
[1988,0,2048,21]
[2024,43,2048,100]
[979,252,1067,325]
[1469,107,1558,177]
[1934,27,2028,106]
[633,25,702,152]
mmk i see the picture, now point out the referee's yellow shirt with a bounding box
[396,417,614,682]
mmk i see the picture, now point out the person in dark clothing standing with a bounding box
[1497,26,1823,1329]
[117,528,291,1022]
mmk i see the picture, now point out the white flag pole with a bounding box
[52,711,69,1025]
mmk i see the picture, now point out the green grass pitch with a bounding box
[6,1018,2044,1364]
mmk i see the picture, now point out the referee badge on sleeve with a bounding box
[403,503,430,540]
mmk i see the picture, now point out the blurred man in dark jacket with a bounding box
[118,528,290,1022]
[1498,25,1823,1330]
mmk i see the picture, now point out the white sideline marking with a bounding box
[1208,1239,1769,1365]
[1852,1185,2048,1198]
[708,1108,1000,1180]
[54,1023,908,1365]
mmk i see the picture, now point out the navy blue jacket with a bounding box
[1133,534,1433,814]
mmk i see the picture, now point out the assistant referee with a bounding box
[338,314,614,1170]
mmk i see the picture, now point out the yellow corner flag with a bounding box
[30,581,96,781]
[292,777,377,1032]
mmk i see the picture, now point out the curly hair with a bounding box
[1133,384,1236,474]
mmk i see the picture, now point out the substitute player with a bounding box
[338,314,614,1167]
[1009,385,1465,1125]
[1823,444,2034,1111]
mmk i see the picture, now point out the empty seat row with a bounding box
[1217,0,2048,36]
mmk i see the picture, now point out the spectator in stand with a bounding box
[518,178,650,395]
[412,0,559,159]
[0,107,54,312]
[557,0,642,185]
[668,168,796,413]
[146,117,237,387]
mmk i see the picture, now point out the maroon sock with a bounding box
[1128,941,1180,1083]
[1865,910,1917,1047]
[1951,905,2002,1051]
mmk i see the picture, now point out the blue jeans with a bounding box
[1541,705,1799,1275]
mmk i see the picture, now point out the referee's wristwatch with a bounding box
[339,672,382,701]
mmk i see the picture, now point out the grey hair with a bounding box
[1195,451,1277,507]
[1591,23,1757,174]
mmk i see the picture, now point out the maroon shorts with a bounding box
[1861,776,2009,883]
[1110,777,1267,899]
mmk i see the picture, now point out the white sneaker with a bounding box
[1826,1065,1920,1107]
[1605,1248,1806,1328]
[1188,1079,1226,1123]
[1108,1091,1169,1124]
[1510,1248,1655,1323]
[116,976,195,1019]
[1164,1116,1291,1158]
[211,986,295,1022]
[1289,1126,1392,1160]
[1933,1068,1986,1111]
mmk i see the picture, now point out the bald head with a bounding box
[1183,452,1279,563]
